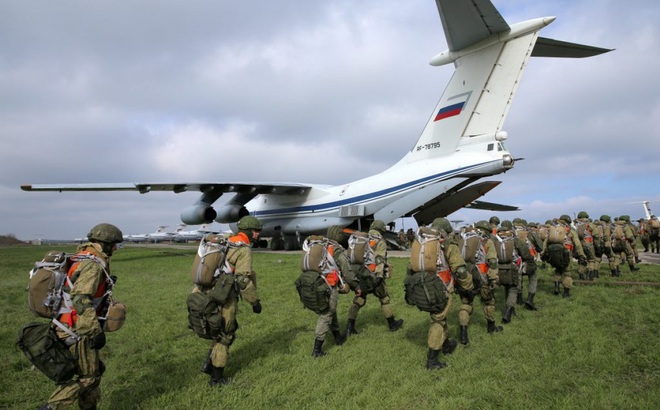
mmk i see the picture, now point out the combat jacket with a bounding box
[226,232,260,305]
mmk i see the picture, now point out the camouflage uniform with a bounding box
[513,220,541,306]
[309,227,361,357]
[599,215,619,276]
[541,216,586,297]
[611,217,639,273]
[458,221,502,342]
[574,212,600,280]
[45,223,123,410]
[346,221,404,334]
[649,215,660,253]
[639,218,650,252]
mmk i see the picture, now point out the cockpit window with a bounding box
[487,143,494,151]
[497,142,503,151]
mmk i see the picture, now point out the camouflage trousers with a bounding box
[48,334,102,410]
[210,292,238,368]
[428,296,452,350]
[577,241,599,276]
[347,280,394,320]
[458,284,497,326]
[315,287,339,341]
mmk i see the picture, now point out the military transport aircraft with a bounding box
[21,0,611,250]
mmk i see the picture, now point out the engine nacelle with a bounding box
[214,205,249,223]
[181,205,217,225]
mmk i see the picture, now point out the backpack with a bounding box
[514,226,528,244]
[403,271,448,313]
[575,221,591,240]
[16,322,77,384]
[294,270,331,314]
[612,224,625,241]
[547,224,568,245]
[650,218,660,229]
[186,291,224,340]
[190,234,234,286]
[410,227,445,272]
[27,251,73,319]
[495,231,516,264]
[544,243,570,269]
[347,232,376,266]
[300,236,339,275]
[459,229,482,265]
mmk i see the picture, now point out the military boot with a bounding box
[554,281,560,295]
[37,404,52,410]
[524,293,537,311]
[332,330,346,346]
[459,325,469,345]
[614,266,621,277]
[516,292,524,305]
[593,269,600,279]
[487,320,503,333]
[425,348,447,370]
[441,338,457,355]
[201,349,213,375]
[562,287,571,298]
[502,306,515,323]
[312,339,326,358]
[630,264,640,272]
[579,273,585,280]
[387,316,404,332]
[611,269,617,277]
[346,319,359,336]
[209,366,230,388]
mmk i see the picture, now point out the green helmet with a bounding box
[577,211,589,219]
[512,217,522,225]
[528,222,537,228]
[370,220,386,233]
[237,215,262,231]
[620,215,630,222]
[475,220,490,233]
[545,220,553,225]
[559,215,572,225]
[489,216,500,225]
[500,220,513,229]
[600,215,611,222]
[431,217,453,234]
[327,225,344,242]
[87,223,123,243]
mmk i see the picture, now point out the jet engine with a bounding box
[181,205,217,225]
[214,204,249,223]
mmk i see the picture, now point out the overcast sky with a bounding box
[1,0,659,241]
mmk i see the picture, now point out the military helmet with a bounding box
[500,220,513,229]
[600,214,611,223]
[474,220,490,232]
[545,219,553,225]
[577,211,589,219]
[528,222,537,228]
[620,215,630,222]
[370,220,386,233]
[489,216,500,225]
[559,215,572,224]
[327,225,344,242]
[512,217,522,225]
[431,217,453,234]
[237,215,262,231]
[87,223,123,243]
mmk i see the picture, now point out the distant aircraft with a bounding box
[642,201,654,220]
[146,226,175,243]
[173,223,217,242]
[21,0,611,251]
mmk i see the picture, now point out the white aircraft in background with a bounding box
[146,226,175,243]
[642,201,655,220]
[21,0,611,250]
[173,223,217,242]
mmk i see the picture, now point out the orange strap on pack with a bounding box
[437,270,453,286]
[326,272,339,287]
[564,244,574,252]
[477,263,488,274]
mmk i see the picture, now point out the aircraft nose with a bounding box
[502,154,515,169]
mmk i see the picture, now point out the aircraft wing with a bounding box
[465,200,519,212]
[410,181,506,226]
[436,0,509,52]
[21,182,314,195]
[532,37,613,58]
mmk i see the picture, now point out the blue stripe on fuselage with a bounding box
[253,160,496,218]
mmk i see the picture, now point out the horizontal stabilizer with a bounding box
[412,181,502,226]
[532,37,613,58]
[466,200,519,212]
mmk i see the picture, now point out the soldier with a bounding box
[199,215,263,387]
[599,215,619,276]
[612,215,640,273]
[541,215,586,298]
[457,220,502,344]
[496,220,536,322]
[489,216,500,236]
[405,219,465,369]
[574,211,600,281]
[649,214,660,253]
[346,220,404,335]
[304,226,361,358]
[638,218,650,253]
[39,223,124,410]
[512,219,541,306]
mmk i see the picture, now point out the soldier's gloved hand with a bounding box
[252,300,262,314]
[110,275,118,285]
[355,287,363,297]
[91,332,106,350]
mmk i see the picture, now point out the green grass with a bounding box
[2,245,659,409]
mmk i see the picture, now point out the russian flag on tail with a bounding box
[433,91,471,122]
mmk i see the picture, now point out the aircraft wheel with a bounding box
[283,236,299,251]
[271,237,284,251]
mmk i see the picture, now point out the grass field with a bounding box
[2,244,659,409]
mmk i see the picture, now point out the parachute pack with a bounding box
[190,234,240,287]
[546,224,568,245]
[16,322,78,384]
[495,230,517,264]
[186,291,224,340]
[410,227,444,272]
[347,231,376,266]
[295,236,342,313]
[575,220,592,241]
[458,229,482,264]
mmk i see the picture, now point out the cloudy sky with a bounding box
[1,0,659,241]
